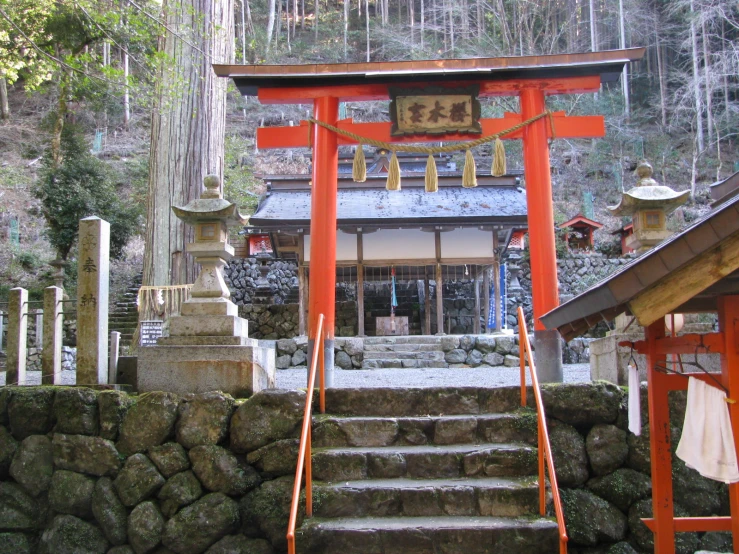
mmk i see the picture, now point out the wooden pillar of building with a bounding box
[646,319,674,553]
[473,266,481,334]
[357,232,365,336]
[298,265,307,336]
[483,267,491,335]
[424,272,431,336]
[719,295,739,553]
[435,263,444,335]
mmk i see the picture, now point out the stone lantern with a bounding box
[608,161,689,253]
[138,175,276,396]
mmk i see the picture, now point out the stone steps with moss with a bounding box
[294,386,556,553]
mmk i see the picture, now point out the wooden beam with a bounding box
[256,113,605,149]
[357,232,364,336]
[254,76,604,104]
[298,265,307,336]
[473,266,481,334]
[435,263,444,336]
[424,273,431,335]
[483,267,491,335]
[628,232,739,326]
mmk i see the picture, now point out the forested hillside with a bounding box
[0,0,737,299]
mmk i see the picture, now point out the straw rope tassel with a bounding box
[386,151,401,191]
[425,154,438,193]
[491,138,506,177]
[462,149,477,188]
[352,145,367,182]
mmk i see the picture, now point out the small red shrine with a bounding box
[558,214,603,251]
[215,48,645,384]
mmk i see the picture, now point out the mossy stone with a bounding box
[561,488,626,546]
[113,454,165,508]
[0,532,32,554]
[586,468,651,512]
[9,435,53,497]
[162,493,239,554]
[585,424,628,476]
[628,499,698,554]
[205,535,274,554]
[98,390,134,441]
[246,439,298,476]
[230,390,305,453]
[0,426,16,479]
[541,381,624,427]
[128,501,164,554]
[48,470,96,518]
[8,388,55,440]
[91,477,128,546]
[148,442,190,478]
[117,392,179,457]
[39,514,108,554]
[53,388,99,436]
[157,470,203,518]
[52,433,122,477]
[176,392,235,449]
[0,482,41,531]
[189,445,261,496]
[239,476,299,550]
[549,421,589,488]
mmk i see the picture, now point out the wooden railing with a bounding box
[287,313,326,554]
[517,306,568,554]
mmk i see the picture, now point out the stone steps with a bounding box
[292,386,555,553]
[363,351,446,361]
[361,359,448,369]
[363,336,444,345]
[363,343,442,352]
[312,476,541,518]
[312,413,537,448]
[312,443,537,481]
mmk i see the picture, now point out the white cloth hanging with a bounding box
[675,377,739,484]
[628,364,641,436]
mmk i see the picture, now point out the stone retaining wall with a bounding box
[0,384,729,553]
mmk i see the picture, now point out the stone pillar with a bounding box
[43,286,63,385]
[0,311,5,352]
[109,331,120,384]
[77,216,110,384]
[7,287,28,385]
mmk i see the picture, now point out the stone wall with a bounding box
[224,259,298,306]
[0,386,307,554]
[237,301,357,341]
[0,384,730,553]
[548,383,732,554]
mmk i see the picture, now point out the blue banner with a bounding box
[487,264,507,329]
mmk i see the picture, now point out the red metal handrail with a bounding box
[287,314,325,554]
[518,307,568,554]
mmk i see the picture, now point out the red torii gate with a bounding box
[216,48,644,383]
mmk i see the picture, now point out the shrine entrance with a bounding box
[216,48,645,384]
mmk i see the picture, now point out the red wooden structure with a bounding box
[215,48,644,382]
[558,214,603,251]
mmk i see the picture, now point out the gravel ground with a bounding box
[0,364,591,389]
[275,363,592,389]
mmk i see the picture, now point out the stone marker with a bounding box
[42,287,64,385]
[109,331,120,385]
[77,216,110,384]
[7,287,28,385]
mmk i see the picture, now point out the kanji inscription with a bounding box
[390,86,481,136]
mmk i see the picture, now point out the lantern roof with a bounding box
[172,175,248,227]
[608,161,689,217]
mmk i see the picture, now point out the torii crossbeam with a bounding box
[216,48,645,384]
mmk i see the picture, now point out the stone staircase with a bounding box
[108,273,142,349]
[296,387,558,553]
[362,336,449,369]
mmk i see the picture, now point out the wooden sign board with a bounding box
[248,234,273,256]
[390,85,481,136]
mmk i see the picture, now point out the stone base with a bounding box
[157,336,258,346]
[137,345,275,397]
[168,315,248,337]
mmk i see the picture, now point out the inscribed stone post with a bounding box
[109,331,120,384]
[7,287,28,385]
[34,309,43,347]
[43,287,63,385]
[77,217,110,384]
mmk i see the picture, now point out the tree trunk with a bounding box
[0,78,9,120]
[51,71,70,168]
[123,52,130,131]
[240,0,247,61]
[365,0,370,61]
[314,0,319,40]
[344,0,349,58]
[689,0,704,152]
[701,15,713,145]
[618,0,629,118]
[588,0,597,51]
[266,0,276,50]
[143,0,234,288]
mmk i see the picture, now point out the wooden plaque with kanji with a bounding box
[390,85,482,136]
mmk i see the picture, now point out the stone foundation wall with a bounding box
[0,384,729,553]
[0,386,308,554]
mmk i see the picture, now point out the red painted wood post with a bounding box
[718,295,739,552]
[520,87,562,383]
[308,96,339,387]
[646,319,675,554]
